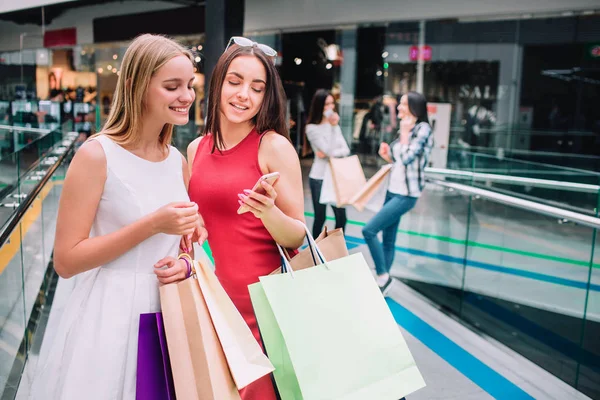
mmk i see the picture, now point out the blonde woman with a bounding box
[29,34,202,399]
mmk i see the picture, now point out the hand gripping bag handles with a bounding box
[249,223,426,400]
[160,247,274,399]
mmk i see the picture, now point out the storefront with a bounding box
[0,5,207,149]
[246,12,600,166]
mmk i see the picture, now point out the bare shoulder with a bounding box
[73,139,107,169]
[260,132,296,157]
[259,132,300,174]
[187,136,204,154]
[63,138,107,190]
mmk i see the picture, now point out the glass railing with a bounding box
[0,125,77,400]
[449,125,600,160]
[448,145,600,173]
[376,179,600,399]
[438,149,600,214]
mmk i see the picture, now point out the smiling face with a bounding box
[144,55,196,126]
[219,55,267,125]
[397,94,414,120]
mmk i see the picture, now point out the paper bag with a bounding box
[350,164,393,212]
[194,259,274,389]
[160,279,241,400]
[329,155,366,206]
[270,227,348,274]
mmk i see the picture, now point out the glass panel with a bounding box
[0,223,26,398]
[11,101,39,127]
[461,194,595,394]
[390,184,472,315]
[0,127,74,398]
[0,139,21,234]
[440,153,600,214]
[578,223,599,398]
[18,190,45,356]
[447,140,600,173]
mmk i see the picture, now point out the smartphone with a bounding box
[237,172,280,214]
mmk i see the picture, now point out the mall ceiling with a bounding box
[0,0,205,25]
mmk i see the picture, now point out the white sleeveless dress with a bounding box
[29,135,189,399]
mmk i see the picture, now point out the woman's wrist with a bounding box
[178,253,193,278]
[259,202,281,222]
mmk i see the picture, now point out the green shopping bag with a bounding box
[248,232,425,400]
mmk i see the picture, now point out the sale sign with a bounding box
[409,45,432,61]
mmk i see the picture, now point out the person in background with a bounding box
[362,91,433,295]
[305,89,350,238]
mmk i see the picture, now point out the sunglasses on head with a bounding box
[225,36,278,57]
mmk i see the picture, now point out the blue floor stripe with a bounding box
[346,242,360,250]
[344,235,600,292]
[386,298,535,400]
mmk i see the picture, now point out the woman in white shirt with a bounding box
[305,89,351,238]
[363,91,433,295]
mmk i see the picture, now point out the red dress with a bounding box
[188,129,279,400]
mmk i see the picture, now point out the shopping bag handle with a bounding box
[276,221,328,278]
[300,221,327,264]
[282,228,324,266]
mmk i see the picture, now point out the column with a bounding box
[338,27,357,144]
[204,0,245,97]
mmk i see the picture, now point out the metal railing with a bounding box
[428,178,600,230]
[426,167,600,194]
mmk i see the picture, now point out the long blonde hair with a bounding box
[93,34,193,147]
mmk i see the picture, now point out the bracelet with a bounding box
[178,253,193,278]
[179,256,191,278]
[178,252,193,265]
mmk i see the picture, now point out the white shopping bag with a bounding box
[319,163,337,206]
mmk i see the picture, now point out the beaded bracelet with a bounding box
[178,253,193,278]
[179,256,191,278]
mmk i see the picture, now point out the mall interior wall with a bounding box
[0,1,183,51]
[0,0,77,14]
[244,0,600,32]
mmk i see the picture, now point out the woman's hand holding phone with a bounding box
[237,172,280,218]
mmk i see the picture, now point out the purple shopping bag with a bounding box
[136,312,176,400]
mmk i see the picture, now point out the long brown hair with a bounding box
[92,34,193,147]
[306,89,331,125]
[204,45,288,152]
